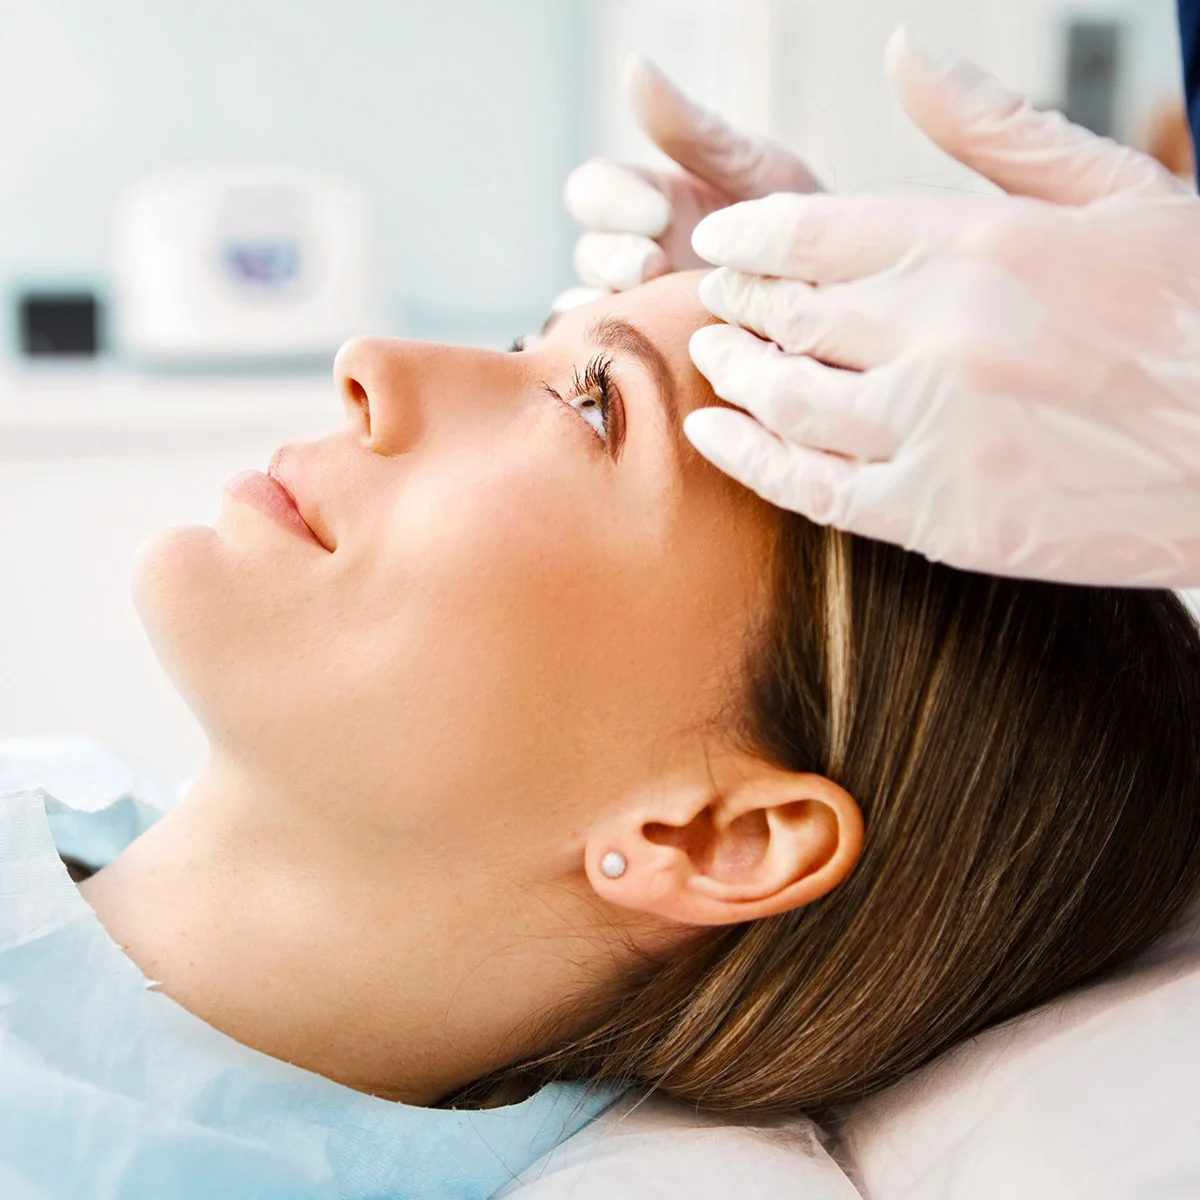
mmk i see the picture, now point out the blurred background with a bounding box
[0,0,1191,782]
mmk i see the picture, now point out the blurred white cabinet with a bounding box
[0,372,339,782]
[0,0,584,337]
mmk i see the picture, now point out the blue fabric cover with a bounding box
[0,742,622,1199]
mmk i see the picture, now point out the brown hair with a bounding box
[444,515,1200,1116]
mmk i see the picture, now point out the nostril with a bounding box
[344,377,370,432]
[346,378,368,409]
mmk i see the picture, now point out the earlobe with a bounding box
[586,760,863,928]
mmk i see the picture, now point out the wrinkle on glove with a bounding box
[687,26,1200,587]
[0,770,621,1200]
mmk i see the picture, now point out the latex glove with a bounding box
[555,55,820,309]
[685,26,1200,588]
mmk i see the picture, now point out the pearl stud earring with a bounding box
[600,851,627,879]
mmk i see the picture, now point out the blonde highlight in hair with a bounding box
[821,529,853,776]
[441,514,1200,1117]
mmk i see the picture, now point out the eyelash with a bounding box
[542,356,617,450]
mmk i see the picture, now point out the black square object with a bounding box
[1063,20,1121,139]
[19,292,100,357]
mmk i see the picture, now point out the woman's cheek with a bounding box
[384,443,606,596]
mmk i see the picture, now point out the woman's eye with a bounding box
[570,389,607,441]
[541,355,620,454]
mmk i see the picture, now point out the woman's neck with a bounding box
[77,757,617,1105]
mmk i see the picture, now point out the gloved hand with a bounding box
[554,54,820,310]
[685,26,1200,587]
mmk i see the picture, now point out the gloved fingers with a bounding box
[683,406,872,526]
[699,268,902,370]
[550,285,610,316]
[562,58,825,289]
[647,168,742,271]
[563,158,673,237]
[887,25,1186,204]
[574,232,670,291]
[563,156,729,278]
[689,324,900,460]
[692,192,958,283]
[626,54,823,200]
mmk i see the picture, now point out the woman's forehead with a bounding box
[545,270,712,356]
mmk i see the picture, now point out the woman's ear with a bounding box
[584,755,863,926]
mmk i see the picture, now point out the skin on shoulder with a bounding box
[79,271,861,1104]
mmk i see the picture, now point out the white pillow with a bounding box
[495,1089,861,1199]
[832,891,1200,1199]
[501,891,1200,1199]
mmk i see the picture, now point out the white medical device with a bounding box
[112,166,381,365]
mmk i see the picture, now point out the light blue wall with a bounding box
[0,0,590,347]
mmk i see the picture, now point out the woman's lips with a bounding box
[224,470,329,550]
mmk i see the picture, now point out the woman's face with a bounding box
[133,271,778,861]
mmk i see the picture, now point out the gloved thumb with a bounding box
[886,25,1186,204]
[626,54,822,200]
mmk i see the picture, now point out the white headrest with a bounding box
[834,890,1200,1199]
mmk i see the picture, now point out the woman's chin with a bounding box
[131,523,229,692]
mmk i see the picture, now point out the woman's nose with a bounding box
[333,335,524,456]
[333,336,421,454]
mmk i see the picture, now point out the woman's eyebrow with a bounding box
[587,316,681,444]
